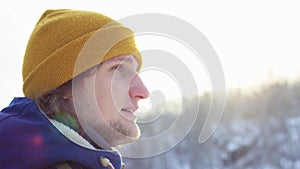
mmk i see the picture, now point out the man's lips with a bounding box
[120,107,138,121]
[121,108,135,113]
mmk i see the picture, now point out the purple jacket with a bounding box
[0,97,123,169]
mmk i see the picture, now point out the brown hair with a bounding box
[35,80,72,118]
[35,65,99,118]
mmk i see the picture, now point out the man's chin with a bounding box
[109,121,141,146]
[120,124,141,143]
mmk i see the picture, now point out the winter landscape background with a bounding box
[124,79,300,169]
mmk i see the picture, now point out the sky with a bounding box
[1,0,300,109]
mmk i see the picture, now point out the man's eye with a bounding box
[110,64,121,71]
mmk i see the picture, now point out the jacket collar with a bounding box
[49,119,95,149]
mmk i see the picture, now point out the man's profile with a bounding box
[0,9,149,169]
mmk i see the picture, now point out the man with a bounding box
[0,9,149,169]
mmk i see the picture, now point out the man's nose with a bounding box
[129,74,150,100]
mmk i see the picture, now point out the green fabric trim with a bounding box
[53,112,79,131]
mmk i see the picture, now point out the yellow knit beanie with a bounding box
[22,9,142,98]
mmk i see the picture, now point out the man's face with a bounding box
[73,55,149,147]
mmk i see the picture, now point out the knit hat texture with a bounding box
[22,9,142,98]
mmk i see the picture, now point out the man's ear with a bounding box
[62,93,72,100]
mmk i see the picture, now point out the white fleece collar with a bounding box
[49,119,95,150]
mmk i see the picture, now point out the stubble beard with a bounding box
[100,119,141,147]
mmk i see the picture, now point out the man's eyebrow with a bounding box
[119,56,135,63]
[107,56,134,64]
[106,56,139,71]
